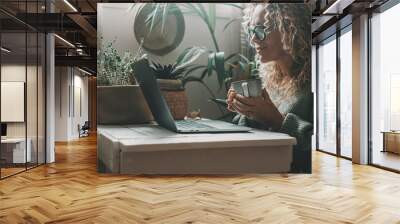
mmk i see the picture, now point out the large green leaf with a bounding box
[176,47,207,69]
[238,61,246,73]
[148,4,161,34]
[179,4,195,15]
[222,3,244,10]
[207,52,215,77]
[181,3,220,52]
[183,3,206,22]
[143,3,182,34]
[182,65,207,78]
[133,4,147,24]
[200,68,209,80]
[128,3,143,12]
[225,53,250,63]
[161,3,170,34]
[195,3,208,22]
[181,76,217,102]
[238,54,250,63]
[208,4,216,32]
[181,76,203,86]
[225,52,239,62]
[223,17,240,31]
[214,52,225,88]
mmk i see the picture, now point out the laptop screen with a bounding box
[133,59,178,131]
[1,123,7,137]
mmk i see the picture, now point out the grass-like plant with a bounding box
[97,39,146,86]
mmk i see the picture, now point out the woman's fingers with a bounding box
[234,93,257,106]
[232,104,245,115]
[227,89,236,104]
[231,103,239,112]
[233,99,252,113]
[232,103,253,117]
[227,104,236,112]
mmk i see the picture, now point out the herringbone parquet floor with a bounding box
[1,135,400,224]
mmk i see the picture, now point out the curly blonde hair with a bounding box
[243,3,311,107]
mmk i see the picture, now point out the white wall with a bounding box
[1,65,27,139]
[97,3,242,119]
[1,63,46,164]
[55,67,89,141]
[1,65,40,137]
[73,74,89,137]
[55,67,69,141]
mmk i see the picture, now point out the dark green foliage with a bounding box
[151,62,187,80]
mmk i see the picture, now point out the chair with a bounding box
[79,121,90,138]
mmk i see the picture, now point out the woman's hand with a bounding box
[231,88,284,130]
[226,88,237,112]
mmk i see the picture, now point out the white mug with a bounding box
[231,78,262,97]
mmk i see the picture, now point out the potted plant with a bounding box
[224,54,260,89]
[150,46,207,120]
[97,39,153,124]
[131,3,251,117]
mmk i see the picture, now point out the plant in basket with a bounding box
[150,46,207,120]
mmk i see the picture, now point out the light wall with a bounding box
[1,63,46,165]
[97,3,243,118]
[1,64,42,138]
[55,67,89,141]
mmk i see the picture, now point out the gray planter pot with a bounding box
[97,85,153,125]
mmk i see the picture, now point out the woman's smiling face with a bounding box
[249,5,284,63]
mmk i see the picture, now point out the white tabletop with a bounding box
[99,124,296,152]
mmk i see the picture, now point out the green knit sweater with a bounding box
[232,88,313,173]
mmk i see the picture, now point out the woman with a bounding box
[227,3,313,173]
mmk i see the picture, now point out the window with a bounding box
[317,35,337,154]
[370,3,400,171]
[339,27,352,158]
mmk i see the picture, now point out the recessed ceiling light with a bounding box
[78,67,92,76]
[54,34,75,48]
[1,47,11,53]
[63,0,78,12]
[323,0,354,15]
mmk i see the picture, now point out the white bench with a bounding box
[97,124,296,174]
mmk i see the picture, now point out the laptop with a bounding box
[133,59,251,133]
[1,123,7,140]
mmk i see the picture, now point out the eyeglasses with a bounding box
[247,24,275,42]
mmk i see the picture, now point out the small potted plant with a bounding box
[209,55,260,119]
[97,39,153,124]
[224,55,260,89]
[150,47,206,120]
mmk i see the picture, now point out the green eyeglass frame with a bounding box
[247,24,275,41]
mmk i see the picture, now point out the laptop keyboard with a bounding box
[175,120,216,130]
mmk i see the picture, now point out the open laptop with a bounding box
[134,59,251,133]
[1,123,7,140]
